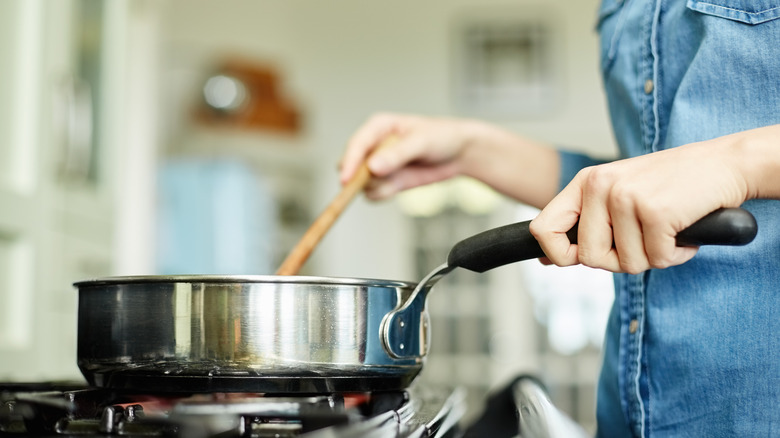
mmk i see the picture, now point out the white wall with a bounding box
[158,0,616,281]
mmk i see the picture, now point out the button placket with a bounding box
[629,319,639,334]
[625,274,647,438]
[644,79,654,94]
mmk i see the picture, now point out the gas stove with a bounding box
[0,382,465,437]
[1,376,588,437]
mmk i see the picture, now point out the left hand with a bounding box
[528,133,756,274]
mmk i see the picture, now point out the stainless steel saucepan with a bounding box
[74,208,757,393]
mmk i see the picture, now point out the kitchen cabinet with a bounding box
[0,0,159,380]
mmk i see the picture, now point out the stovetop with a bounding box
[0,382,465,437]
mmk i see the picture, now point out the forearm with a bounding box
[528,123,780,274]
[731,124,780,201]
[342,113,608,208]
[457,121,561,210]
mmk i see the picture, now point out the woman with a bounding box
[339,0,780,436]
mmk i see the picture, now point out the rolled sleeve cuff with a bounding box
[558,149,610,192]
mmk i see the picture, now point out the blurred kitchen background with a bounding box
[0,0,617,432]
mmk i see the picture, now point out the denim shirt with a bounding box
[558,0,780,436]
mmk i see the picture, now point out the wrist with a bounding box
[730,124,780,200]
[456,120,514,178]
[452,120,560,208]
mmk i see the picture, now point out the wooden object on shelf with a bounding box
[194,57,301,134]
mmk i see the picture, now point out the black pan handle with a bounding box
[447,207,758,273]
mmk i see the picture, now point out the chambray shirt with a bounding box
[558,0,780,436]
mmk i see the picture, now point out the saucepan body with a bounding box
[75,275,425,393]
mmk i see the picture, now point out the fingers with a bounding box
[532,164,701,274]
[341,113,410,184]
[366,132,429,177]
[363,161,461,200]
[640,210,699,269]
[608,201,646,273]
[529,176,584,267]
[576,170,620,271]
[341,113,436,185]
[341,113,468,199]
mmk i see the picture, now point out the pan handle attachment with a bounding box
[381,207,757,360]
[381,263,453,360]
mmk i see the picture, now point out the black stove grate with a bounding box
[0,382,463,438]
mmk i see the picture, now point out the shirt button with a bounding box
[644,79,654,94]
[629,319,639,334]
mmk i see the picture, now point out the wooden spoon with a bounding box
[275,135,397,275]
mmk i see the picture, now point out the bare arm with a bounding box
[529,124,780,273]
[340,113,560,210]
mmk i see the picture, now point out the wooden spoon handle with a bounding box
[275,136,395,275]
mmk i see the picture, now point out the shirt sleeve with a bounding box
[557,149,610,192]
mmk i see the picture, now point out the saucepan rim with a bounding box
[74,274,416,289]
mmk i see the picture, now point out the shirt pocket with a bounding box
[686,0,780,24]
[596,0,629,76]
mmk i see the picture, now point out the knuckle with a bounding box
[608,185,637,211]
[650,258,672,269]
[577,246,597,268]
[583,166,616,193]
[368,112,403,130]
[619,259,647,275]
[647,255,673,270]
[642,208,671,232]
[552,257,578,268]
[544,249,578,267]
[578,246,622,272]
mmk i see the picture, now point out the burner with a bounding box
[0,383,464,437]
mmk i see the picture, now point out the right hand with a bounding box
[339,113,479,200]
